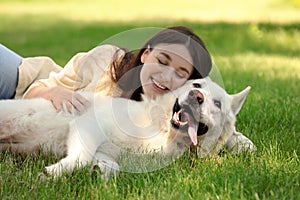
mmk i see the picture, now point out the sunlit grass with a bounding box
[1,0,300,23]
[215,53,300,81]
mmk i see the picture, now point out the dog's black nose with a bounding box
[188,90,204,105]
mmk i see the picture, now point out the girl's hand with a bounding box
[25,86,91,114]
[46,86,91,114]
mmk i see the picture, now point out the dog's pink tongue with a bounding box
[183,112,198,146]
[188,123,198,146]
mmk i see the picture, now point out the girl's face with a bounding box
[140,43,194,98]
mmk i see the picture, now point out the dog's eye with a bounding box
[214,100,221,109]
[193,83,202,88]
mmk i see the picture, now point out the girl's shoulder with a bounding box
[94,44,123,53]
[88,44,126,61]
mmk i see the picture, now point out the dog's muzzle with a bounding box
[170,90,209,146]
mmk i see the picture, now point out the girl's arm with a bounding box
[24,44,120,114]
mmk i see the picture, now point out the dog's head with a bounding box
[170,78,251,156]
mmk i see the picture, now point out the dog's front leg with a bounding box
[44,129,95,177]
[45,116,100,177]
[44,153,86,177]
[225,130,256,154]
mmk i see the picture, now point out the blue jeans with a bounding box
[0,44,23,99]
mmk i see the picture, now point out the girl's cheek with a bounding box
[174,80,187,90]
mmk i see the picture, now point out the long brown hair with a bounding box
[110,26,212,100]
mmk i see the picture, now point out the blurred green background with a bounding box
[1,0,299,70]
[1,0,300,64]
[1,0,300,22]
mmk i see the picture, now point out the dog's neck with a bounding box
[141,92,177,117]
[140,92,177,133]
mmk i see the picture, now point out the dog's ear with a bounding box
[231,86,251,115]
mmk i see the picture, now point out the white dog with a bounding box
[0,78,255,179]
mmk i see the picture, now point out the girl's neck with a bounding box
[118,66,143,101]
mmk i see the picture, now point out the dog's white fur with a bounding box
[0,78,255,179]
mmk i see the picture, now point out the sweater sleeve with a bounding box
[24,44,123,96]
[15,56,62,98]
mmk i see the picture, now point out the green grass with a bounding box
[1,1,300,199]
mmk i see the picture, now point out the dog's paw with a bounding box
[43,164,64,178]
[225,131,256,154]
[92,152,120,181]
[93,159,120,181]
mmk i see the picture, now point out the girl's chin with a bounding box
[146,88,167,99]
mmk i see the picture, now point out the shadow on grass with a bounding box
[1,15,300,64]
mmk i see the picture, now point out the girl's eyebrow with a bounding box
[159,52,172,61]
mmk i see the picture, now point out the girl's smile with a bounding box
[151,77,169,91]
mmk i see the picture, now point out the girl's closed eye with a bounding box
[175,71,185,79]
[176,68,190,79]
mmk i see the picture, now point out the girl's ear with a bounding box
[141,47,151,64]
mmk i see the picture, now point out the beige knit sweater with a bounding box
[15,44,124,98]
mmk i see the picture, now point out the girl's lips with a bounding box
[151,78,169,92]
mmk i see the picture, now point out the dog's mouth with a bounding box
[171,98,208,146]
